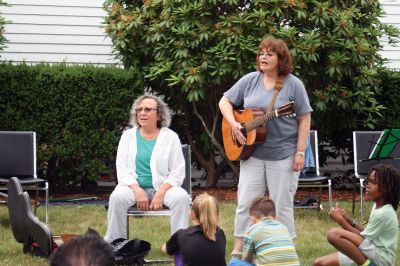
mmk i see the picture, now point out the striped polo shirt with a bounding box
[243,217,300,266]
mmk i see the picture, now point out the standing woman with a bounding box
[104,94,190,242]
[219,36,312,254]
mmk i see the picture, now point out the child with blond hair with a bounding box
[162,192,226,266]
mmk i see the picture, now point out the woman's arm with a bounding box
[293,113,311,171]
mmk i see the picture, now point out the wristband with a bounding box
[296,151,305,157]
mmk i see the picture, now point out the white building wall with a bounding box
[0,1,399,68]
[380,0,400,69]
[0,0,120,66]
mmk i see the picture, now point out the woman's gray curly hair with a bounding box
[129,94,171,128]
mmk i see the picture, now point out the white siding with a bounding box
[0,1,399,68]
[0,0,120,66]
[381,0,400,69]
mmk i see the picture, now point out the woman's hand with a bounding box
[150,190,166,210]
[231,121,246,145]
[293,154,304,172]
[132,186,149,211]
[150,183,171,210]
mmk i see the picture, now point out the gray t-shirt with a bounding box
[223,71,313,160]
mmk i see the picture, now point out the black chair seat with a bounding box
[299,175,331,183]
[127,206,171,216]
[0,177,47,185]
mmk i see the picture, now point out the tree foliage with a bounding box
[104,0,399,185]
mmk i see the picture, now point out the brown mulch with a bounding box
[192,187,360,202]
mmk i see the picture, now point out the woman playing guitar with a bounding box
[219,36,312,257]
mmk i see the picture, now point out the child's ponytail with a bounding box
[192,193,219,241]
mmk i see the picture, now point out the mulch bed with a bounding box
[191,187,360,202]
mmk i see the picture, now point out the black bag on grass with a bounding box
[111,238,151,265]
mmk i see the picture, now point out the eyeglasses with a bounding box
[135,107,157,113]
[258,52,274,58]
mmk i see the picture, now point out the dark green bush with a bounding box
[376,68,400,129]
[0,63,144,191]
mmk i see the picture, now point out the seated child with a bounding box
[162,192,226,266]
[313,164,400,266]
[228,196,300,266]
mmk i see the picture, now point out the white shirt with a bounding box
[116,127,185,190]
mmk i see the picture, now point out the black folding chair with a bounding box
[0,131,49,223]
[297,130,332,210]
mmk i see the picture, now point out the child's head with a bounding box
[191,193,220,241]
[249,196,276,221]
[367,164,400,210]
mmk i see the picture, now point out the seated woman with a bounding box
[104,94,190,242]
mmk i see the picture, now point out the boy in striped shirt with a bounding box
[228,196,300,266]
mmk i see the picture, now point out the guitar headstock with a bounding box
[276,101,296,118]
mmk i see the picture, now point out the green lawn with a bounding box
[0,200,398,265]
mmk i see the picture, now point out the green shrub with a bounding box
[376,68,400,129]
[0,63,144,191]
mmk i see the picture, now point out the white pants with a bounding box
[338,238,377,266]
[104,184,190,242]
[235,155,299,239]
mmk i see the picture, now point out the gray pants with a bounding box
[104,184,190,242]
[235,155,299,239]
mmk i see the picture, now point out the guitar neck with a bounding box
[244,110,276,132]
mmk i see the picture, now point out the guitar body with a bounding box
[221,101,296,161]
[222,108,266,161]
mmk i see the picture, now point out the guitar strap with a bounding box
[267,75,285,113]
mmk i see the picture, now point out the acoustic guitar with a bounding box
[222,101,296,161]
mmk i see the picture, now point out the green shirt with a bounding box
[135,130,156,188]
[361,203,398,265]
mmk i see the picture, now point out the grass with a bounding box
[0,200,399,265]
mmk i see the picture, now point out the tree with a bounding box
[104,0,398,186]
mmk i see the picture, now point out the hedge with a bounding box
[0,63,144,191]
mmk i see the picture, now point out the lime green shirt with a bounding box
[135,130,156,188]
